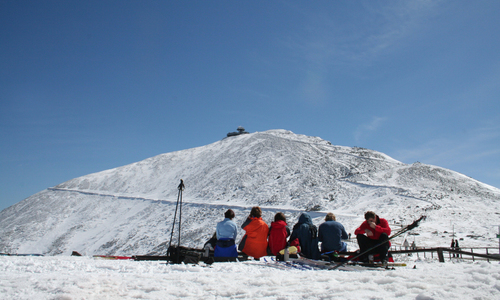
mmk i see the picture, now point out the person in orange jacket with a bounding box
[354,211,391,263]
[238,206,269,259]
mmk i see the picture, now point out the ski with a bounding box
[93,255,133,260]
[347,262,407,268]
[261,257,313,271]
[289,257,406,271]
[0,253,44,256]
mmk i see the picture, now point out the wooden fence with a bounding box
[388,247,500,263]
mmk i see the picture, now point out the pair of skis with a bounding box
[263,256,406,271]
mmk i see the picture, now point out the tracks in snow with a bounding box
[47,187,359,219]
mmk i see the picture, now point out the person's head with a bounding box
[274,212,286,223]
[250,206,262,218]
[224,209,235,220]
[298,212,313,225]
[325,212,336,221]
[364,211,377,223]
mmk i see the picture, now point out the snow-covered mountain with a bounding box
[1,129,499,255]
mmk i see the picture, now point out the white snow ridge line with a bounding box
[46,187,329,217]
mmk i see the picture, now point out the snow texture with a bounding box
[0,256,499,299]
[0,129,499,256]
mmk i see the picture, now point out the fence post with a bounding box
[437,248,444,262]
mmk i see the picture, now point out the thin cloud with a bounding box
[289,1,441,68]
[354,116,388,143]
[394,123,500,166]
[282,1,441,104]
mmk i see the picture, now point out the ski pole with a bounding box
[177,179,185,260]
[167,179,184,258]
[330,215,426,270]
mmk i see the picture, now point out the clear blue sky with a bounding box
[1,1,499,211]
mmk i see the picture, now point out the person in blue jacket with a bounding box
[214,209,238,257]
[318,212,348,253]
[289,212,320,259]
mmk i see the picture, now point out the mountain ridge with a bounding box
[1,129,499,255]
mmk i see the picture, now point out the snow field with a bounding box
[1,256,499,299]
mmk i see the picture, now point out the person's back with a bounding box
[216,218,238,240]
[214,209,238,257]
[268,213,290,256]
[318,217,348,253]
[239,207,269,259]
[289,213,320,259]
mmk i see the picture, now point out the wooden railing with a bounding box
[388,247,500,262]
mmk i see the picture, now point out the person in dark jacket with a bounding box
[450,239,456,257]
[318,212,348,253]
[354,211,391,263]
[289,212,320,259]
[451,238,461,258]
[268,212,290,256]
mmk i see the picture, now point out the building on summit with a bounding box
[227,126,249,137]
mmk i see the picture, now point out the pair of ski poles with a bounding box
[329,215,426,270]
[167,179,185,262]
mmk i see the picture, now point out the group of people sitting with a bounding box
[206,206,392,263]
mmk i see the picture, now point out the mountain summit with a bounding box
[1,130,499,255]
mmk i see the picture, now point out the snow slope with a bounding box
[0,130,499,255]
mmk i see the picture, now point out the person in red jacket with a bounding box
[238,206,269,259]
[268,212,290,256]
[354,211,391,263]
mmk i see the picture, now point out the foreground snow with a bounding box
[1,256,499,299]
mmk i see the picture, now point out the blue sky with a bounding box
[1,0,499,211]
